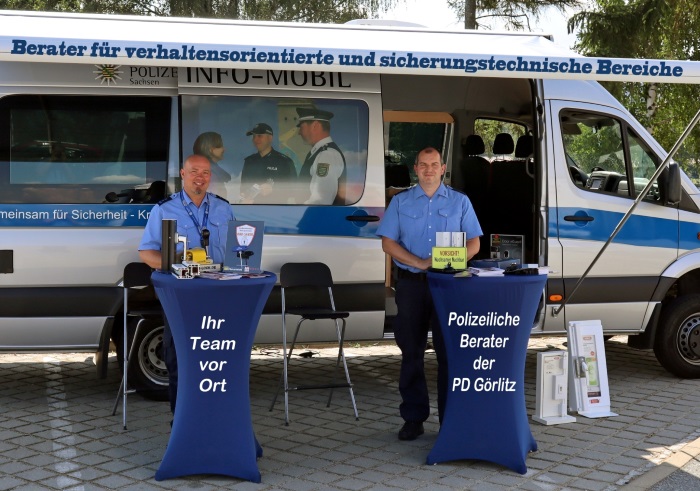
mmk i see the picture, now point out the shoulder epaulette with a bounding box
[157,195,174,206]
[273,148,294,161]
[446,185,466,196]
[211,194,230,204]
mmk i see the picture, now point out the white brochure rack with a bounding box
[567,320,617,418]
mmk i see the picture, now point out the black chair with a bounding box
[111,262,161,430]
[385,164,411,188]
[269,262,358,425]
[460,134,491,227]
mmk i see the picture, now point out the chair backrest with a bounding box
[123,262,154,289]
[515,135,533,160]
[385,164,411,188]
[463,134,486,157]
[280,262,333,289]
[459,135,491,229]
[492,133,515,158]
[280,262,336,310]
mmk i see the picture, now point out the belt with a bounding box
[397,268,427,282]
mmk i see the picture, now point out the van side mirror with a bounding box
[665,162,681,205]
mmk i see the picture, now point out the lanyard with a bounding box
[180,190,209,247]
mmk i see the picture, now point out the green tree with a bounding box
[0,0,403,21]
[447,0,581,30]
[569,0,700,169]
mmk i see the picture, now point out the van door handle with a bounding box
[346,215,380,222]
[564,215,594,222]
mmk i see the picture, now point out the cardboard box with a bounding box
[490,234,524,262]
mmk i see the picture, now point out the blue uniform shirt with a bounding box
[139,191,235,264]
[376,183,482,273]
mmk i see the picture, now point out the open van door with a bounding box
[549,99,679,333]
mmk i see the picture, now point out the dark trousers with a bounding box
[394,273,447,424]
[162,316,178,414]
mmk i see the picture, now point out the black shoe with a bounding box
[398,421,424,441]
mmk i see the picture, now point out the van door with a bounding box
[548,100,680,332]
[177,69,386,343]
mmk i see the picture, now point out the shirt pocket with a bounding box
[206,218,228,249]
[177,221,204,249]
[437,206,462,231]
[398,206,424,221]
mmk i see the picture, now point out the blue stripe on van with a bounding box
[236,206,384,238]
[0,204,154,227]
[679,219,700,251]
[0,204,385,238]
[552,207,679,249]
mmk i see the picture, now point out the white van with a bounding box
[1,11,699,395]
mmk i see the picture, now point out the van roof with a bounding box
[0,10,696,84]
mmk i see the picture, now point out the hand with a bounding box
[260,183,273,196]
[417,257,432,271]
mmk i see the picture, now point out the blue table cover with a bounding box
[426,272,547,474]
[151,271,276,483]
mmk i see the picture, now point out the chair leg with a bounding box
[327,318,358,420]
[269,316,305,426]
[111,378,124,416]
[113,315,145,430]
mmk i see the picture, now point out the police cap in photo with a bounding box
[296,107,334,126]
[245,123,274,136]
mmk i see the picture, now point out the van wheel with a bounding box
[654,295,700,378]
[128,319,170,401]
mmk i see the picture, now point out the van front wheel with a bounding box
[654,295,700,378]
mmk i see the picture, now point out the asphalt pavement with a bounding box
[1,335,699,490]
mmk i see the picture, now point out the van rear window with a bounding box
[0,95,170,204]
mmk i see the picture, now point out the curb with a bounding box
[619,435,700,490]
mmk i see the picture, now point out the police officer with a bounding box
[192,131,231,200]
[240,123,297,204]
[376,147,482,441]
[296,107,346,205]
[138,154,235,414]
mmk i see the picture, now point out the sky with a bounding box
[378,0,579,50]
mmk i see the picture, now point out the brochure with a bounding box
[467,267,505,276]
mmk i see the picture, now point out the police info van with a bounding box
[1,10,700,395]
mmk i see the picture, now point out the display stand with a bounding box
[151,272,276,483]
[533,351,576,425]
[567,320,617,418]
[426,272,547,474]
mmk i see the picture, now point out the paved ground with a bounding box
[1,335,699,490]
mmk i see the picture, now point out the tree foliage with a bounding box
[0,0,401,22]
[569,0,700,174]
[447,0,581,30]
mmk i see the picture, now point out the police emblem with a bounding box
[235,224,256,247]
[316,163,330,177]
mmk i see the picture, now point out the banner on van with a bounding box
[0,13,698,84]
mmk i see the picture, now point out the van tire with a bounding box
[128,319,170,401]
[654,295,700,378]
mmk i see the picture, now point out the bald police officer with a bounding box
[139,154,235,414]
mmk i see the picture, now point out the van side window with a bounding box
[561,111,629,196]
[0,95,169,204]
[560,110,669,204]
[473,119,526,160]
[181,95,369,206]
[627,129,663,203]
